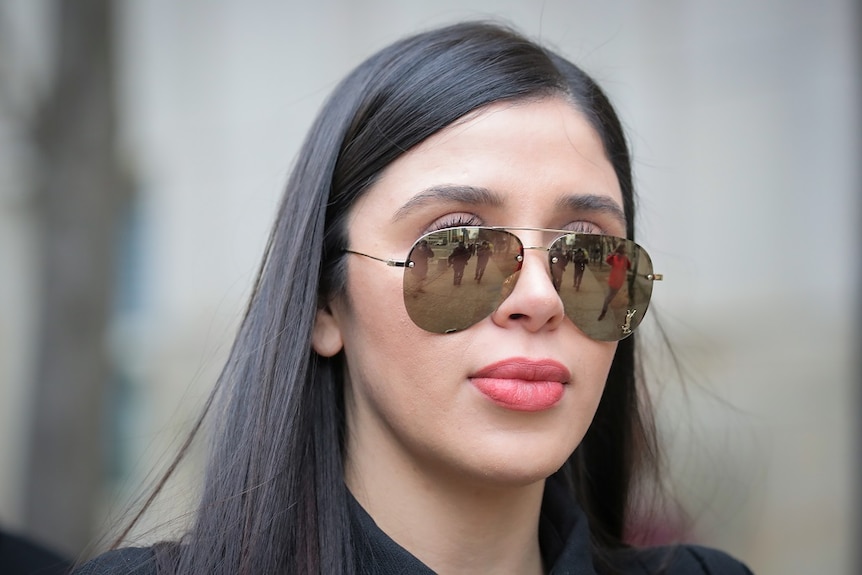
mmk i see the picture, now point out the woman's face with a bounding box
[314,96,626,489]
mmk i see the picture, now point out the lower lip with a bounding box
[470,378,565,412]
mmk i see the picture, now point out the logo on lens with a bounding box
[621,309,637,335]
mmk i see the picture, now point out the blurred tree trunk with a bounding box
[24,0,126,556]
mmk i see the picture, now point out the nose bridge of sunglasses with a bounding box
[519,245,552,264]
[517,229,568,268]
[511,245,565,290]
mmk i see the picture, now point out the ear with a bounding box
[312,303,344,357]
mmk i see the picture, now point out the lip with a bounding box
[469,358,570,412]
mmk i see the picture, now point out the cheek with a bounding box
[579,342,617,385]
[345,263,415,352]
[585,343,617,400]
[338,263,466,456]
[339,262,438,398]
[566,343,616,419]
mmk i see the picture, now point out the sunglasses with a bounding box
[345,226,662,341]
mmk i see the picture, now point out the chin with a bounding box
[460,441,577,489]
[485,467,561,489]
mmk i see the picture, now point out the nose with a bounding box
[491,247,565,332]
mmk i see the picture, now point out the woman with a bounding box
[76,21,751,574]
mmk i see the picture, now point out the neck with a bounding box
[346,456,547,575]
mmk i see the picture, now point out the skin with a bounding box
[313,96,626,575]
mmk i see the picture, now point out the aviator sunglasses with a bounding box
[345,226,662,342]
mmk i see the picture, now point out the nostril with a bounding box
[510,313,526,320]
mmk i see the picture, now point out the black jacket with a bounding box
[73,479,752,574]
[0,528,71,575]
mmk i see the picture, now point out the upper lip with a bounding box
[470,358,571,383]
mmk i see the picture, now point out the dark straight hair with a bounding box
[115,21,657,575]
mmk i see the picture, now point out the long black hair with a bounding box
[117,21,658,574]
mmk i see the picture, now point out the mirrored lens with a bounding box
[401,227,655,341]
[402,228,522,333]
[550,234,655,341]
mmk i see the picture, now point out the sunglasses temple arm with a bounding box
[343,249,411,268]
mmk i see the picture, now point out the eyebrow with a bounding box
[392,185,503,222]
[391,184,627,228]
[555,194,627,229]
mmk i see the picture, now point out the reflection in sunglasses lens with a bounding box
[403,227,654,341]
[403,229,521,333]
[553,235,654,341]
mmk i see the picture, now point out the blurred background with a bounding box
[0,1,858,573]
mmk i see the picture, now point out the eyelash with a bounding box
[428,214,483,232]
[566,221,602,234]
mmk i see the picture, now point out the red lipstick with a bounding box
[470,358,570,412]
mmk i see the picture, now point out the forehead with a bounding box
[350,97,624,233]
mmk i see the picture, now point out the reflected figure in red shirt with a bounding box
[597,243,631,321]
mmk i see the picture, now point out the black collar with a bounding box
[348,476,598,575]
